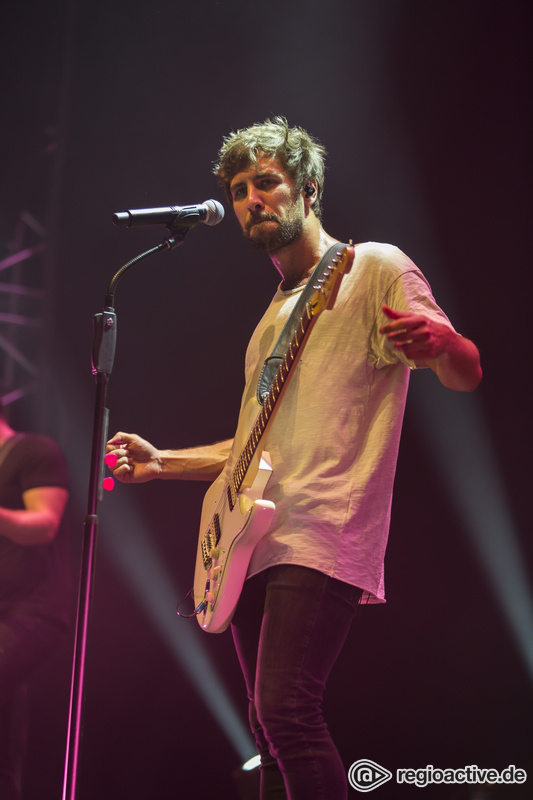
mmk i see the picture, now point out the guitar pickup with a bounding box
[227,483,236,511]
[213,513,221,544]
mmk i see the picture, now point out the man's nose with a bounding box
[247,187,264,211]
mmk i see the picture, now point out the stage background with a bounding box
[1,1,531,798]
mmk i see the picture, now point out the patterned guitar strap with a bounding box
[256,242,348,404]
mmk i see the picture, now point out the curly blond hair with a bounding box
[213,117,327,221]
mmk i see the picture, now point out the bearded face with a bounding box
[230,157,307,253]
[243,205,304,252]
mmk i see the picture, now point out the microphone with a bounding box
[112,199,224,230]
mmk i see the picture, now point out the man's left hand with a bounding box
[379,304,453,362]
[379,304,482,392]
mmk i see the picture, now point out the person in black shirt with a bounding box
[0,402,69,800]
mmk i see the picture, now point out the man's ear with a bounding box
[302,180,318,208]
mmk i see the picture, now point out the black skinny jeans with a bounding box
[231,564,362,800]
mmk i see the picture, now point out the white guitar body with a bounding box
[190,244,354,634]
[192,400,275,633]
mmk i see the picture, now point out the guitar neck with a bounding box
[227,243,354,503]
[232,301,315,495]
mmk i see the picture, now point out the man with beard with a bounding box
[106,117,482,799]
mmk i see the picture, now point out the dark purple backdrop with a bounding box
[1,1,531,798]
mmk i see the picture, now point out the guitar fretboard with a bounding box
[223,243,353,511]
[226,301,314,510]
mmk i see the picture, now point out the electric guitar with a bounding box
[192,243,355,633]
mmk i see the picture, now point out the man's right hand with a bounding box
[106,432,162,484]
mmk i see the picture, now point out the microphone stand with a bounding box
[62,226,190,800]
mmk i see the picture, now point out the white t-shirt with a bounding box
[225,242,453,603]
